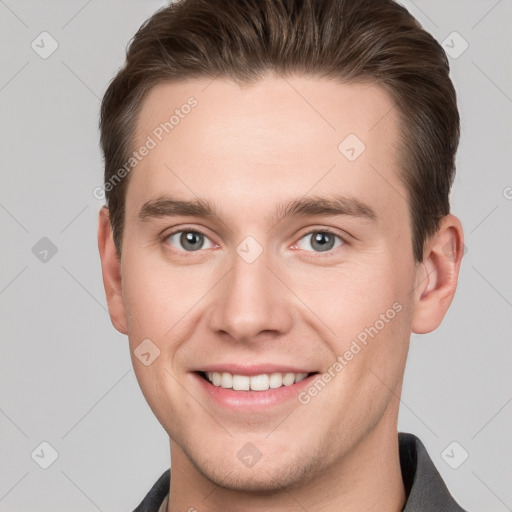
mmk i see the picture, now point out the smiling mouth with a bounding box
[196,370,320,391]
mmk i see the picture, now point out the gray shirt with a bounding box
[132,432,467,511]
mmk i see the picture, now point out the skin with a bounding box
[98,75,464,512]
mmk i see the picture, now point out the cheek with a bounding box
[294,258,412,337]
[121,255,188,337]
[120,259,192,422]
[290,252,415,392]
[121,225,232,390]
[122,268,170,343]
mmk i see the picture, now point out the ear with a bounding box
[412,214,464,334]
[97,206,128,334]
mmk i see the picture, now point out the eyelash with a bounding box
[161,227,346,256]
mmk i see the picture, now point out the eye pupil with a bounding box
[311,232,335,252]
[180,231,204,251]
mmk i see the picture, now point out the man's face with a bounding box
[117,76,419,490]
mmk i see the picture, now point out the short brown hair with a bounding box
[99,0,459,262]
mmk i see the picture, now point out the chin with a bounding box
[189,448,323,494]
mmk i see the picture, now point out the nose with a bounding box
[207,245,295,344]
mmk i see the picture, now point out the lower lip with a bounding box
[192,372,319,412]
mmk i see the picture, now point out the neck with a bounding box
[166,407,406,512]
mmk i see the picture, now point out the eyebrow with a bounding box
[138,194,377,224]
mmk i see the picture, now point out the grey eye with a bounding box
[166,231,214,252]
[297,231,343,252]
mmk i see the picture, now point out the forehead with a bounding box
[128,76,407,225]
[135,76,398,153]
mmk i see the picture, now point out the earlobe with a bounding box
[97,206,128,334]
[412,214,464,334]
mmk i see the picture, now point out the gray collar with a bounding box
[399,432,467,511]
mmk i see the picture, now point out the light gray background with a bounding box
[1,1,511,511]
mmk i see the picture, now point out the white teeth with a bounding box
[250,374,269,391]
[232,375,250,390]
[220,372,232,388]
[204,371,310,391]
[212,372,222,386]
[282,373,296,386]
[269,372,283,388]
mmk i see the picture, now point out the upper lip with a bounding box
[195,364,317,376]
